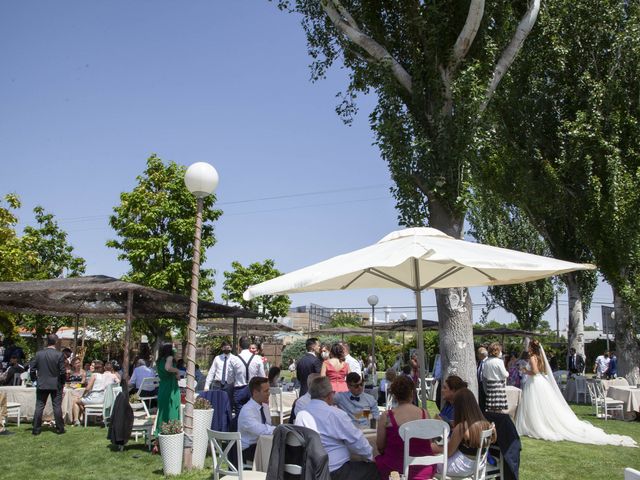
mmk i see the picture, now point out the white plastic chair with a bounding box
[207,429,266,480]
[84,383,120,427]
[283,430,304,476]
[575,377,588,403]
[269,387,292,425]
[465,425,495,480]
[6,402,21,427]
[137,377,159,416]
[399,419,450,480]
[595,382,624,421]
[625,467,640,480]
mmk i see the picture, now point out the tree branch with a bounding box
[450,0,485,72]
[321,0,413,94]
[480,0,541,112]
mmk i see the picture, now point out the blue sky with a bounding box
[0,1,612,328]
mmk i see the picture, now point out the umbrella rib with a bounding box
[421,266,464,289]
[341,270,370,289]
[368,268,416,290]
[473,267,497,281]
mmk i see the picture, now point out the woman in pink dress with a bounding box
[320,343,350,392]
[375,376,435,480]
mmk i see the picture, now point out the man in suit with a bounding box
[296,337,321,397]
[566,347,585,376]
[30,334,66,435]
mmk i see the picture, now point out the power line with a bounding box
[55,183,392,224]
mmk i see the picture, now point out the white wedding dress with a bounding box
[515,346,636,447]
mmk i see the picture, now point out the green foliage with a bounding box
[328,310,362,328]
[0,194,37,282]
[222,259,291,320]
[347,335,401,372]
[467,193,555,331]
[107,155,223,348]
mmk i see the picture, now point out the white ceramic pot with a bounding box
[192,408,215,469]
[159,432,184,476]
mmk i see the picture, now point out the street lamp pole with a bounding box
[183,162,219,470]
[367,295,379,385]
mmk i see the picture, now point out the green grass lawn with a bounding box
[1,404,638,480]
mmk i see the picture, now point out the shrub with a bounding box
[159,420,182,435]
[194,397,212,410]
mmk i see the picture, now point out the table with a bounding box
[601,377,629,392]
[253,428,379,473]
[61,387,85,424]
[564,376,589,404]
[607,386,640,420]
[505,386,521,419]
[269,391,297,424]
[0,385,53,421]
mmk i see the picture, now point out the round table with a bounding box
[0,385,53,421]
[607,386,640,421]
[61,386,85,424]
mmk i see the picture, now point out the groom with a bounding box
[566,348,585,376]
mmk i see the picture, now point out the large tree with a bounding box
[275,0,541,391]
[107,155,222,356]
[468,194,555,331]
[479,0,638,380]
[222,259,291,321]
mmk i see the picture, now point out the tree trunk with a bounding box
[564,272,585,357]
[430,198,477,396]
[612,287,640,385]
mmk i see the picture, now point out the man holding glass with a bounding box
[334,372,379,428]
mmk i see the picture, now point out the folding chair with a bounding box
[625,468,640,480]
[6,402,21,427]
[462,424,494,480]
[283,429,304,476]
[399,419,450,480]
[595,382,624,421]
[269,387,292,425]
[207,429,266,480]
[137,377,160,416]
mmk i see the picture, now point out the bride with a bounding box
[515,339,636,447]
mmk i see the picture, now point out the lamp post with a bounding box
[367,295,378,385]
[183,162,219,470]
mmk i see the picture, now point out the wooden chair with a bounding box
[399,419,450,480]
[207,429,266,480]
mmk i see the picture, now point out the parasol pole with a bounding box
[413,258,428,408]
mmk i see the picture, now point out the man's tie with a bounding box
[350,396,360,402]
[221,355,228,385]
[260,405,267,424]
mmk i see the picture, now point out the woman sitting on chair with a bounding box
[74,360,108,426]
[432,388,496,477]
[375,376,434,480]
[436,375,467,426]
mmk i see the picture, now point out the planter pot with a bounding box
[159,432,184,476]
[192,408,215,469]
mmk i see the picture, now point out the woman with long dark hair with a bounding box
[155,343,181,435]
[436,375,467,425]
[432,388,496,476]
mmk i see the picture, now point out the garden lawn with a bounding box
[1,404,638,480]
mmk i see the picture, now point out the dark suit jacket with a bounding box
[266,424,330,480]
[296,352,322,396]
[31,347,65,390]
[566,353,585,374]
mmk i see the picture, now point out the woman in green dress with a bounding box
[155,343,181,435]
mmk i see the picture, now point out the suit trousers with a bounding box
[330,461,380,480]
[33,388,64,432]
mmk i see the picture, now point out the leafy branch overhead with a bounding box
[222,259,291,321]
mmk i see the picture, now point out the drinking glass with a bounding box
[362,408,371,420]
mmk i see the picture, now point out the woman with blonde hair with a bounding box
[482,342,509,412]
[433,388,496,476]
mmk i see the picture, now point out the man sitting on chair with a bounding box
[237,376,275,462]
[295,376,380,480]
[294,372,320,417]
[128,359,156,395]
[334,372,379,428]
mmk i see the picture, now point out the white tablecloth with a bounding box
[607,386,640,416]
[253,428,378,473]
[0,386,53,421]
[61,387,85,424]
[505,386,521,419]
[601,378,629,392]
[564,376,589,404]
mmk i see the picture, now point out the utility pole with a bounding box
[555,292,560,340]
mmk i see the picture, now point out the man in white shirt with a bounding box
[233,336,266,412]
[295,376,380,480]
[594,352,610,379]
[341,342,361,376]
[334,373,379,428]
[204,341,236,390]
[128,359,156,395]
[237,376,275,462]
[293,372,320,416]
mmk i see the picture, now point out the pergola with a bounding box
[0,275,256,382]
